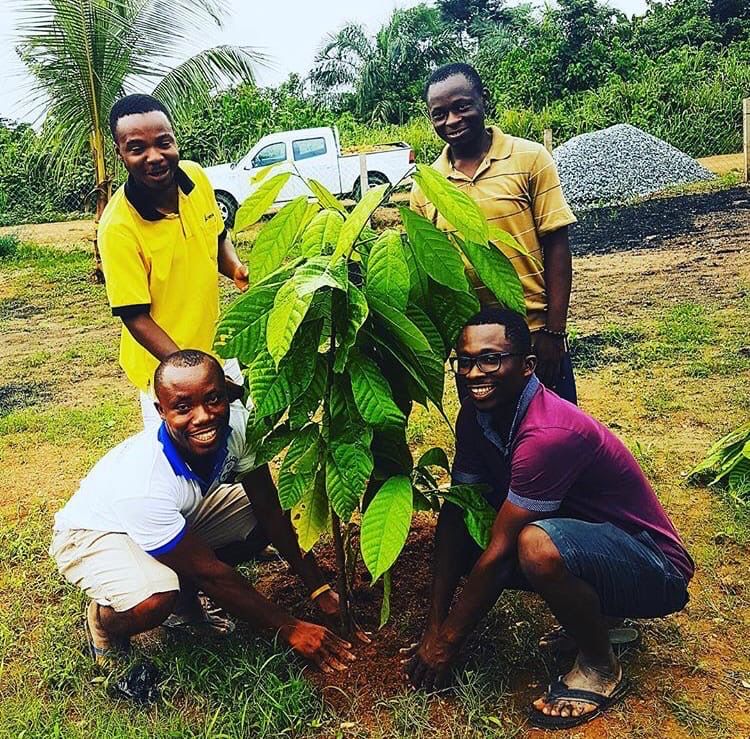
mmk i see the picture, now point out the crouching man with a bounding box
[50,349,355,674]
[404,309,693,730]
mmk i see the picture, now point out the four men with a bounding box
[50,65,692,727]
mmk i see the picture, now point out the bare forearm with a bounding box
[541,228,572,332]
[218,233,242,280]
[121,313,179,362]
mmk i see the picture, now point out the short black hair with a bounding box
[153,349,224,398]
[424,63,484,101]
[460,307,532,354]
[109,94,172,142]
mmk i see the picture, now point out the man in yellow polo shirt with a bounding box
[100,94,249,427]
[410,63,578,403]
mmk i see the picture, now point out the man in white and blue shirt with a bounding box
[51,350,355,673]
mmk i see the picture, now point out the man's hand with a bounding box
[281,619,355,673]
[404,627,459,691]
[232,263,249,292]
[533,331,566,390]
[315,589,371,644]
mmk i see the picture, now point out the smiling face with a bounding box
[426,73,486,151]
[154,360,230,460]
[456,323,536,413]
[114,110,179,191]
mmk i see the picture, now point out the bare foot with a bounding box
[533,651,622,719]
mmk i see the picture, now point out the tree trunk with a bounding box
[331,511,352,637]
[90,127,110,283]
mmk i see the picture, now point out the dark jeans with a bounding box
[456,352,577,405]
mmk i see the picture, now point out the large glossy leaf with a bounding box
[371,425,413,477]
[403,238,430,305]
[247,196,309,284]
[412,164,488,244]
[214,284,279,363]
[405,303,445,359]
[278,425,320,509]
[289,353,327,430]
[400,207,468,292]
[292,469,330,552]
[369,297,431,354]
[417,447,450,472]
[234,172,292,233]
[347,352,405,430]
[332,183,388,262]
[334,284,369,373]
[443,484,496,549]
[249,323,321,418]
[254,421,295,467]
[459,240,527,316]
[326,441,373,520]
[360,475,413,582]
[426,281,481,350]
[329,373,371,446]
[301,210,344,257]
[364,230,409,311]
[488,224,540,265]
[307,179,347,214]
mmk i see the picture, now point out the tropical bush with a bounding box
[213,165,527,629]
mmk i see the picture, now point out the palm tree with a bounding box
[15,0,265,275]
[310,5,457,124]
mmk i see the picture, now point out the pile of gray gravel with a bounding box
[553,123,715,210]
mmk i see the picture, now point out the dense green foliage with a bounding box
[214,167,524,624]
[2,0,749,225]
[691,423,750,505]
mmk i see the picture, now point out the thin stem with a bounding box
[331,510,352,636]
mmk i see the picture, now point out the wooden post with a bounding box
[358,153,369,196]
[744,98,750,183]
[543,128,553,153]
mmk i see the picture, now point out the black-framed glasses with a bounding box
[449,352,521,376]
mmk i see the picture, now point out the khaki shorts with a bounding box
[50,483,256,612]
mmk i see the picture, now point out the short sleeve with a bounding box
[99,223,151,312]
[228,403,256,477]
[528,147,577,237]
[110,485,186,555]
[508,427,592,513]
[451,404,490,486]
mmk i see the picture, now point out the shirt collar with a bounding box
[157,421,230,494]
[124,165,195,222]
[434,126,514,178]
[476,373,541,457]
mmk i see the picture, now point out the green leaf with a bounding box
[426,281,481,350]
[403,237,430,305]
[234,172,292,233]
[364,229,409,311]
[334,285,369,373]
[443,484,496,549]
[361,475,413,582]
[380,569,392,629]
[412,164,488,244]
[214,284,279,363]
[347,352,406,430]
[371,425,413,477]
[255,422,295,467]
[292,470,330,552]
[332,183,388,262]
[329,373,371,446]
[278,425,320,509]
[307,178,347,214]
[289,353,327,430]
[488,224,541,267]
[459,240,527,316]
[400,207,468,292]
[250,163,280,184]
[405,303,445,359]
[369,297,431,354]
[301,210,344,257]
[417,447,450,472]
[412,491,433,512]
[248,196,309,284]
[326,442,373,520]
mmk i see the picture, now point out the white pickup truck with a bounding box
[203,126,414,227]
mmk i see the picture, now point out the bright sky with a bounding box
[0,0,648,124]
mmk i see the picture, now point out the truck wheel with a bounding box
[351,172,389,202]
[215,191,238,229]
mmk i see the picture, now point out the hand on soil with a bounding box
[403,629,456,692]
[284,620,355,673]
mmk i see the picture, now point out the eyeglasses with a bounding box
[449,352,521,376]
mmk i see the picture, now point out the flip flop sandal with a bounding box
[84,612,131,667]
[527,673,631,730]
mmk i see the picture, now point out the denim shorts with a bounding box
[531,518,690,619]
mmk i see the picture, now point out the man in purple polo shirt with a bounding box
[404,308,693,730]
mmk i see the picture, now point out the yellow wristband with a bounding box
[310,583,332,601]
